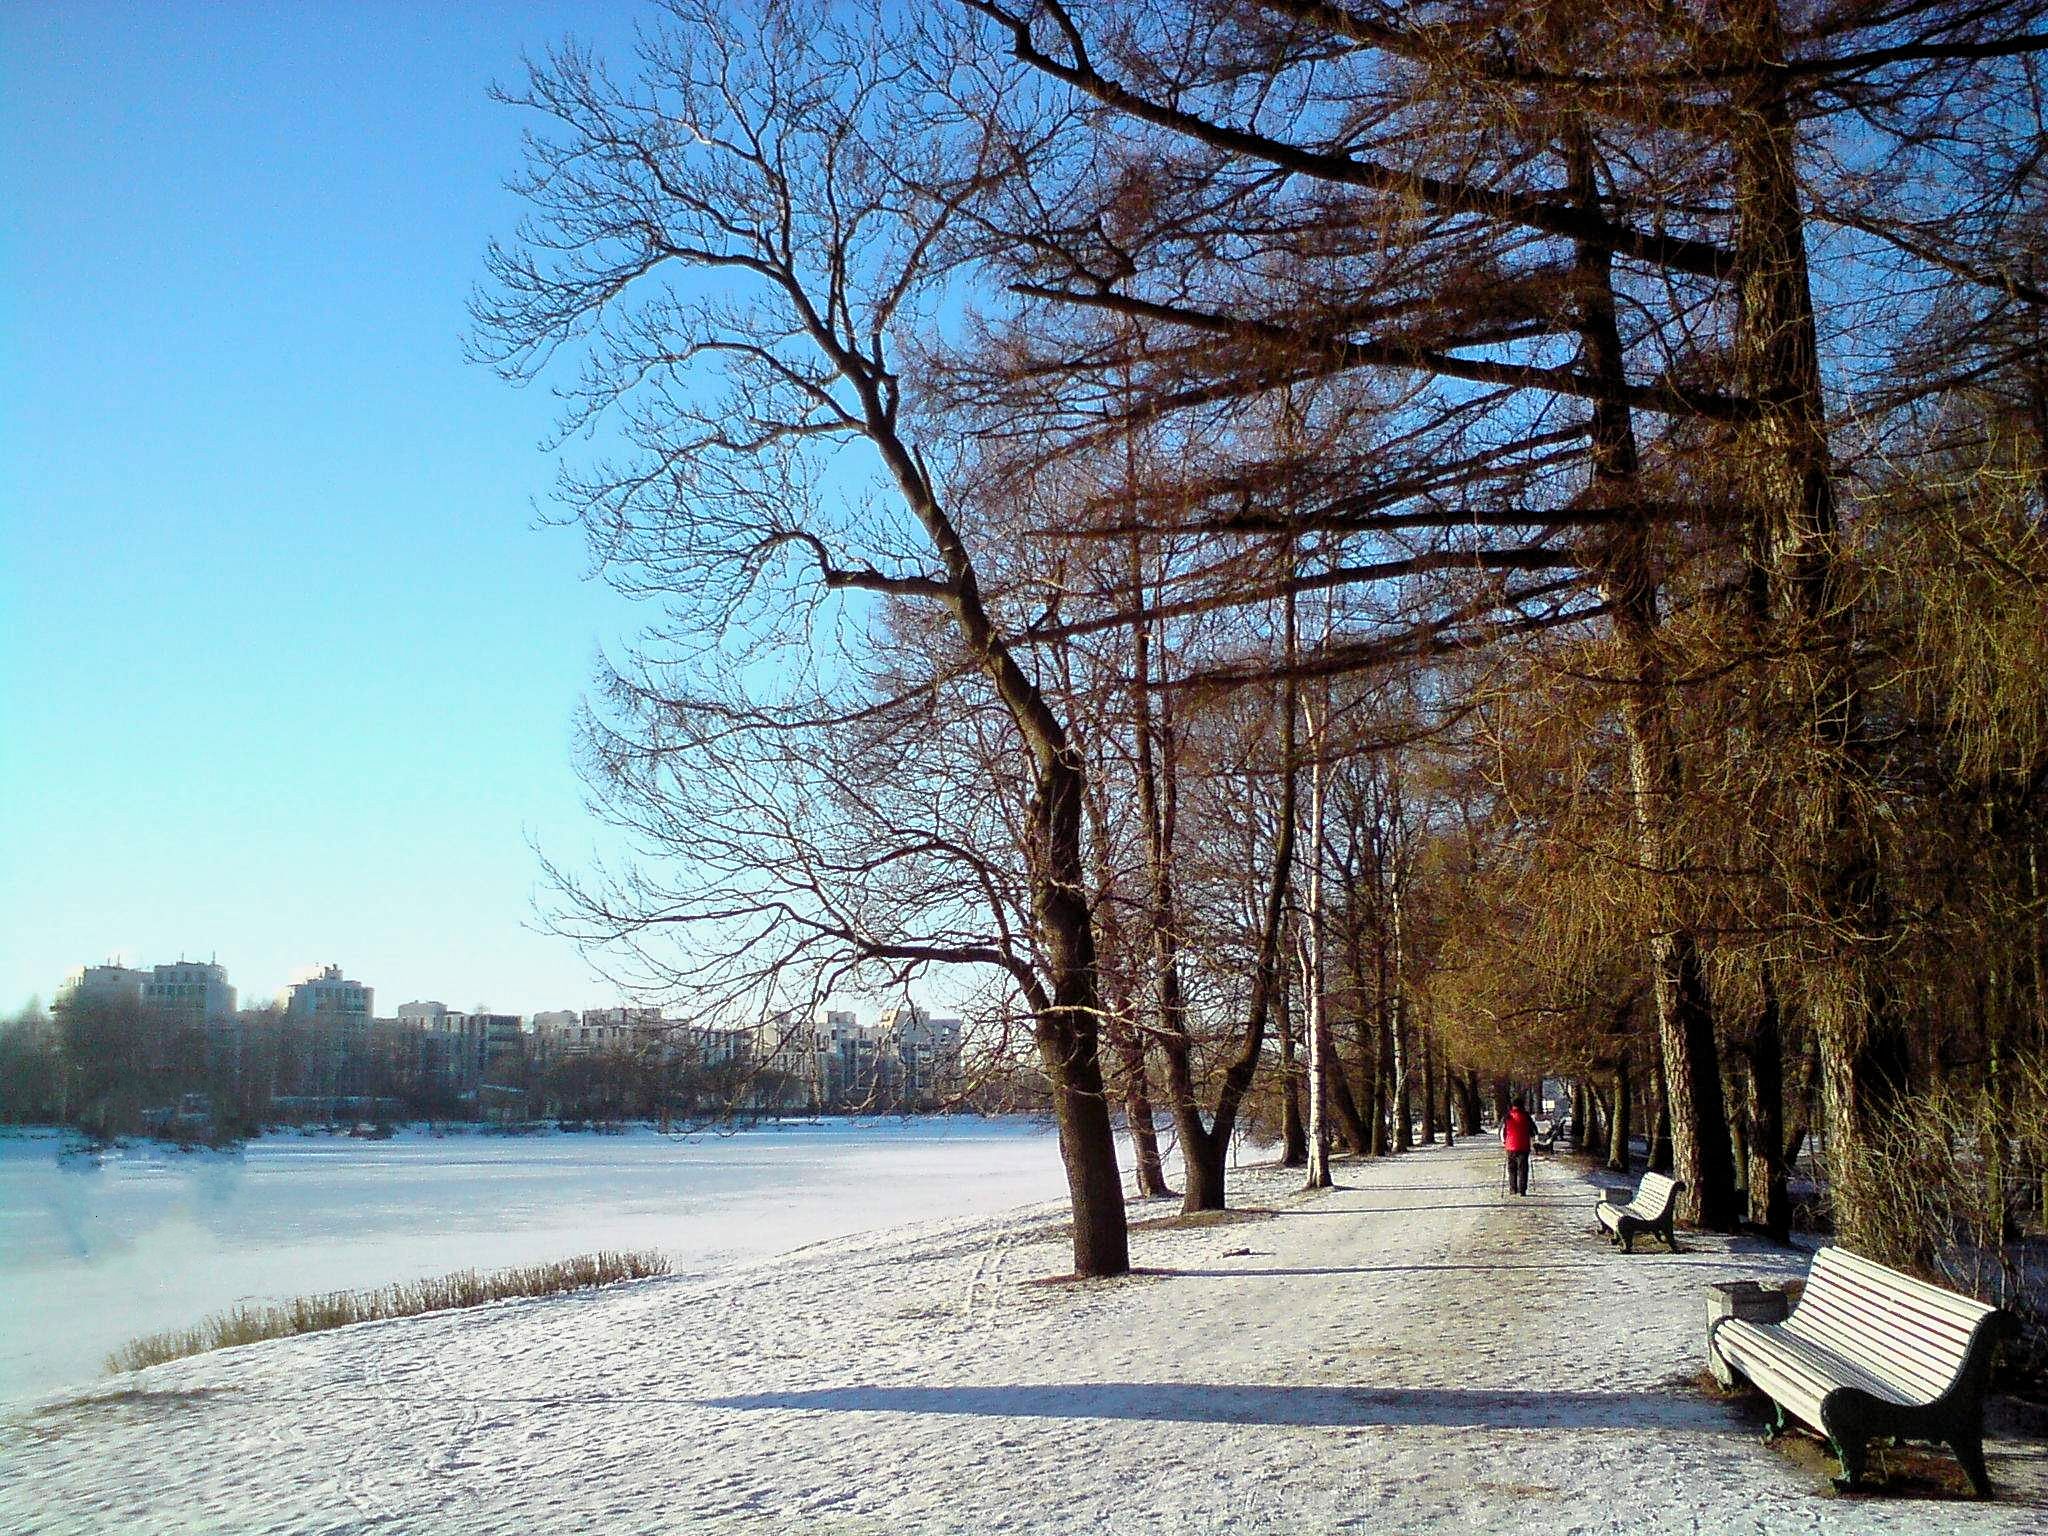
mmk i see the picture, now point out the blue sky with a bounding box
[0,2,666,1015]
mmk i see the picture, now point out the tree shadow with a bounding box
[695,1381,1737,1432]
[1274,1199,1587,1214]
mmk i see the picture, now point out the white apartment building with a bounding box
[59,960,237,1025]
[875,1004,964,1104]
[285,964,374,1023]
[58,964,149,1010]
[757,1004,962,1109]
[142,961,238,1024]
[532,1007,661,1058]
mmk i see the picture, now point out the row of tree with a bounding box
[469,0,2047,1314]
[0,1001,795,1137]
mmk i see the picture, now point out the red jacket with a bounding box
[1501,1107,1535,1153]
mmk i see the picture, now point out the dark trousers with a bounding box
[1507,1150,1531,1195]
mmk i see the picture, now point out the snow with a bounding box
[5,1140,2044,1534]
[0,1117,1077,1405]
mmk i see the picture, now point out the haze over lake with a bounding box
[0,1117,1081,1404]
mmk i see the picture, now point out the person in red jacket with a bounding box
[1501,1096,1536,1196]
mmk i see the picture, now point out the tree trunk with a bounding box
[1567,123,1739,1231]
[1744,965,1792,1241]
[1303,976,1333,1188]
[1159,611,1299,1212]
[1301,698,1333,1190]
[1391,869,1412,1151]
[1728,0,1906,1260]
[1460,1070,1483,1135]
[1338,915,1377,1154]
[1077,709,1174,1203]
[1122,1043,1173,1199]
[1607,1055,1633,1173]
[1649,1053,1674,1175]
[1327,1022,1371,1155]
[1372,938,1395,1155]
[1419,1031,1438,1144]
[1277,972,1308,1167]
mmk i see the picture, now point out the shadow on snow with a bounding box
[695,1382,1737,1432]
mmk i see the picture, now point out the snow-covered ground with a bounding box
[5,1140,2043,1535]
[0,1118,1080,1404]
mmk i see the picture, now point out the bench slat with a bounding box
[1719,1319,1916,1407]
[1795,1283,1974,1353]
[1818,1248,1999,1325]
[1811,1265,1986,1342]
[1791,1295,1974,1373]
[1802,1290,1978,1352]
[1785,1317,1955,1402]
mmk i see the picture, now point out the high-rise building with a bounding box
[285,964,373,1022]
[56,964,149,1010]
[875,1004,963,1104]
[58,960,237,1025]
[141,961,237,1025]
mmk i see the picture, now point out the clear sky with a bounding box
[0,2,668,1016]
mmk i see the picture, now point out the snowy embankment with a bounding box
[4,1143,2043,1535]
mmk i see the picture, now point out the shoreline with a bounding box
[10,1142,2042,1534]
[0,1116,1081,1408]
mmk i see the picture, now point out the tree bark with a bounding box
[1391,865,1412,1151]
[1567,123,1739,1231]
[1419,1031,1438,1144]
[1743,964,1792,1240]
[1727,0,1907,1259]
[1649,1052,1674,1175]
[1277,971,1308,1167]
[1329,1039,1370,1155]
[1607,1055,1633,1173]
[1302,689,1333,1190]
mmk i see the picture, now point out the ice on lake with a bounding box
[0,1116,1074,1405]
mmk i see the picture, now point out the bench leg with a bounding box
[1619,1222,1636,1254]
[1952,1429,1992,1499]
[1829,1432,1870,1493]
[1762,1401,1788,1445]
[1660,1218,1680,1253]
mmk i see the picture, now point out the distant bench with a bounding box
[1710,1246,2008,1496]
[1533,1121,1562,1157]
[1594,1171,1682,1252]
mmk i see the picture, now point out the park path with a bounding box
[5,1138,2042,1535]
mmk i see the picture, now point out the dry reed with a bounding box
[106,1249,671,1374]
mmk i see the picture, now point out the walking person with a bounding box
[1501,1095,1535,1197]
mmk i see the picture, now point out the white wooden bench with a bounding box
[1710,1247,2009,1496]
[1594,1171,1682,1252]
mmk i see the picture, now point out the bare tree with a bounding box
[471,0,1133,1273]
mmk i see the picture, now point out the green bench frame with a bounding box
[1710,1246,2009,1497]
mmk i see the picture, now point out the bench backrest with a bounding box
[1785,1247,2002,1403]
[1628,1171,1680,1217]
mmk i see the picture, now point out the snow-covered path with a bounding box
[5,1141,2043,1534]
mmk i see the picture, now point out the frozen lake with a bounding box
[0,1116,1077,1405]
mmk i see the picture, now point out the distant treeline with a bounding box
[0,998,1046,1141]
